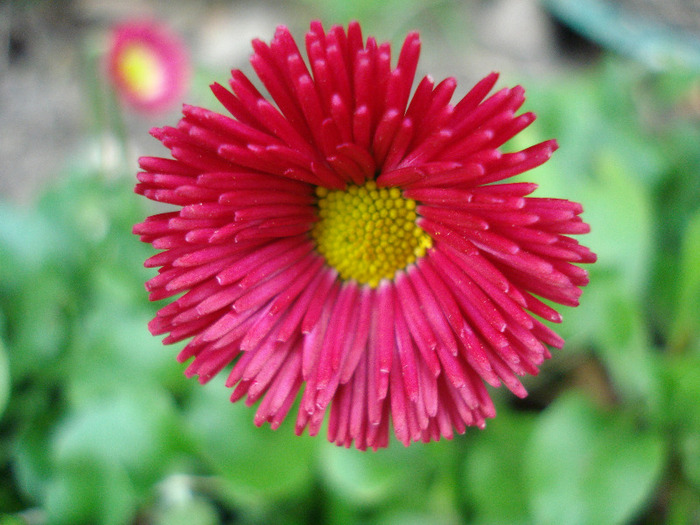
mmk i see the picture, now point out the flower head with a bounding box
[134,21,596,450]
[106,19,190,114]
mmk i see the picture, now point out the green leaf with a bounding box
[51,385,181,489]
[462,410,536,524]
[524,393,666,525]
[0,203,73,282]
[597,297,662,416]
[0,335,9,419]
[316,438,451,521]
[43,460,136,525]
[663,355,700,489]
[669,208,700,352]
[185,374,318,503]
[36,170,121,249]
[6,271,75,380]
[65,301,179,408]
[548,148,653,352]
[373,510,458,525]
[580,150,653,298]
[0,515,25,525]
[12,418,56,506]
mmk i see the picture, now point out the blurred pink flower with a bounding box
[106,19,190,114]
[134,21,595,450]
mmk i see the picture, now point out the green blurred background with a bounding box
[1,0,699,523]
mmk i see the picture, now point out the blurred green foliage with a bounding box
[2,4,700,524]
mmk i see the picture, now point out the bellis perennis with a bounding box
[106,19,190,114]
[134,21,596,450]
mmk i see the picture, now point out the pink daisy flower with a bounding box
[106,19,190,115]
[134,21,596,450]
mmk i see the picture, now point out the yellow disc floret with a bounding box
[118,44,164,98]
[311,180,433,288]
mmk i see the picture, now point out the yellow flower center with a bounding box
[311,180,432,288]
[118,44,164,99]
